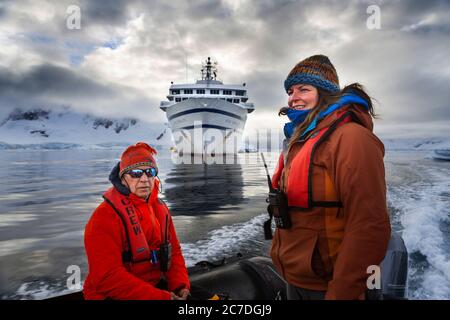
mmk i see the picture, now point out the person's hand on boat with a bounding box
[177,288,190,299]
[170,292,183,300]
[170,289,190,300]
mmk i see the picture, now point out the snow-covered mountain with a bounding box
[0,108,172,149]
[0,108,448,152]
[381,137,450,151]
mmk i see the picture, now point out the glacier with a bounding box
[0,108,172,150]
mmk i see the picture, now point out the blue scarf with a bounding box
[283,108,311,139]
[283,93,369,139]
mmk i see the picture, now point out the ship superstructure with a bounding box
[160,57,254,155]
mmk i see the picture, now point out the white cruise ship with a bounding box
[160,57,254,155]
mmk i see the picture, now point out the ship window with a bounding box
[175,98,181,102]
[172,90,180,95]
[233,99,240,103]
[196,89,205,94]
[182,97,188,100]
[183,89,193,94]
[223,90,232,95]
[226,98,233,102]
[235,90,245,96]
[241,98,248,103]
[210,89,220,94]
[168,97,174,101]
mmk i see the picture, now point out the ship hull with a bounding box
[165,98,248,155]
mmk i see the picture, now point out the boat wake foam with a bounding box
[388,164,450,299]
[181,214,268,267]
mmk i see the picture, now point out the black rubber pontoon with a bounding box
[46,233,408,300]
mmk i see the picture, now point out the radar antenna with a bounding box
[201,57,219,81]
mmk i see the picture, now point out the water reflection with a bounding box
[163,155,244,215]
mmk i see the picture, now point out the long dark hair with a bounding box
[279,83,377,150]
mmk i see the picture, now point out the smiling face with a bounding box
[287,84,319,111]
[121,165,155,199]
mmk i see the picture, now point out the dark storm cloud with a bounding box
[387,71,450,122]
[0,5,6,19]
[253,0,297,18]
[232,0,450,115]
[0,64,114,97]
[376,0,450,32]
[0,0,449,134]
[245,71,287,110]
[398,0,450,15]
[402,22,450,35]
[81,0,130,24]
[0,63,158,122]
[186,0,232,20]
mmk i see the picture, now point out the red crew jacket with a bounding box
[83,179,190,300]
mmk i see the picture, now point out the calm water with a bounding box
[0,150,275,299]
[0,148,449,299]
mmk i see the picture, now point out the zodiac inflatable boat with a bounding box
[46,233,407,300]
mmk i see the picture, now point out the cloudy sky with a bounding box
[1,0,449,138]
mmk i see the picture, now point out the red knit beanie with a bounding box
[119,142,158,177]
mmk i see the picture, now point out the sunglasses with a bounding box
[125,168,158,179]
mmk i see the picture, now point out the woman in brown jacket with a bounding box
[270,55,391,300]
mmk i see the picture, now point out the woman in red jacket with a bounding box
[83,142,190,300]
[270,55,391,299]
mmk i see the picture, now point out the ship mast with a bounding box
[201,57,218,81]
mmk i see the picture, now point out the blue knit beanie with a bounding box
[284,55,340,93]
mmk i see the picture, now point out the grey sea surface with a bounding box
[0,149,448,299]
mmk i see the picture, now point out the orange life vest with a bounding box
[272,111,355,209]
[102,187,170,264]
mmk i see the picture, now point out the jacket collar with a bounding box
[109,162,130,196]
[302,103,374,141]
